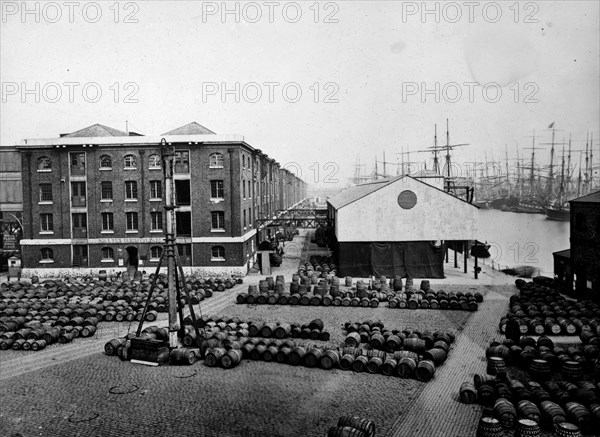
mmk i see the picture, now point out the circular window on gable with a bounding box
[397,190,417,209]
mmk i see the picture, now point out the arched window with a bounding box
[124,154,137,169]
[40,247,54,262]
[211,246,225,260]
[37,156,52,171]
[148,154,161,168]
[150,246,163,260]
[101,247,114,260]
[209,153,224,168]
[99,155,112,169]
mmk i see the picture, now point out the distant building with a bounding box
[16,123,306,277]
[327,176,478,278]
[554,191,600,298]
[0,148,23,270]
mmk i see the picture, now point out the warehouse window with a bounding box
[150,180,162,200]
[211,246,225,261]
[101,181,113,200]
[151,211,163,231]
[99,155,112,169]
[37,156,52,171]
[150,246,162,261]
[211,211,225,231]
[209,153,224,168]
[125,181,138,200]
[40,247,54,263]
[39,184,53,202]
[124,154,137,169]
[101,247,114,261]
[174,151,190,174]
[243,209,246,229]
[175,180,191,205]
[148,154,161,168]
[397,190,417,209]
[126,212,138,231]
[40,213,53,232]
[176,211,192,236]
[101,212,114,231]
[210,180,224,199]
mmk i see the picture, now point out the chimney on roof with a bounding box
[125,120,129,134]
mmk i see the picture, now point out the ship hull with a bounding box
[545,207,570,221]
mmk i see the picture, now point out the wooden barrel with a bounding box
[339,353,355,371]
[365,356,383,374]
[494,397,517,429]
[562,360,583,381]
[397,357,417,378]
[486,356,506,376]
[459,382,477,404]
[327,426,367,437]
[477,416,503,437]
[336,416,375,437]
[515,418,540,437]
[404,338,426,354]
[423,348,447,366]
[204,347,226,367]
[288,346,306,366]
[564,402,591,432]
[352,355,369,372]
[303,348,323,368]
[477,383,496,406]
[517,400,541,424]
[529,359,551,381]
[345,332,361,348]
[540,401,567,427]
[380,358,397,376]
[415,359,435,382]
[262,346,278,362]
[274,323,291,339]
[319,349,340,370]
[554,422,582,437]
[221,349,243,369]
[170,348,198,365]
[249,345,266,361]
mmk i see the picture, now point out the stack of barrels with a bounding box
[466,373,598,436]
[104,326,168,362]
[388,289,482,311]
[500,279,600,337]
[236,275,380,308]
[327,416,375,437]
[340,319,455,382]
[484,336,599,384]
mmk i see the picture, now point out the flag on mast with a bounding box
[548,122,555,128]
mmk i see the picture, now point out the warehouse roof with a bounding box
[162,122,216,135]
[60,123,140,138]
[328,175,478,210]
[327,177,399,209]
[570,191,600,204]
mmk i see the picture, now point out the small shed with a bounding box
[327,176,478,278]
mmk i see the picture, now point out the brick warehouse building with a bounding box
[16,122,306,278]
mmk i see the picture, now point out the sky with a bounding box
[1,1,599,186]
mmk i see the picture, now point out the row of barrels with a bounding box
[235,337,438,381]
[499,315,599,337]
[388,290,482,311]
[182,318,330,346]
[465,376,600,434]
[326,416,375,437]
[469,373,600,411]
[485,336,600,381]
[343,320,455,351]
[237,291,380,308]
[507,281,600,336]
[2,318,99,351]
